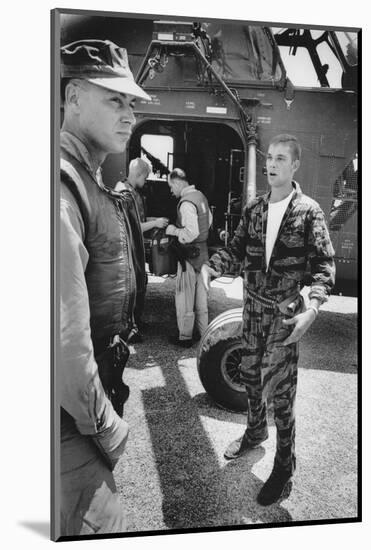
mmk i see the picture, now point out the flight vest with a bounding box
[60,148,138,346]
[120,180,146,223]
[177,190,210,271]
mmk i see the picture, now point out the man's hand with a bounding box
[201,264,221,291]
[165,224,177,235]
[282,309,317,345]
[155,217,169,229]
[114,180,125,192]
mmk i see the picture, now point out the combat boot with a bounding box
[257,464,293,505]
[224,431,268,460]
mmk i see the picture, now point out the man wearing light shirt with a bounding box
[202,135,335,506]
[166,168,212,347]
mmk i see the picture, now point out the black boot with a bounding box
[127,326,143,344]
[169,333,194,348]
[257,465,292,506]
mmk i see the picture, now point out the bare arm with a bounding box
[141,218,168,233]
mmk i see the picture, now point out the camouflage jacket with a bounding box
[209,181,335,304]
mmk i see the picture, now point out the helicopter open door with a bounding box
[221,149,244,246]
[128,120,245,250]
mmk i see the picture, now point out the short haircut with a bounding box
[61,78,70,103]
[269,134,302,161]
[168,168,188,182]
[61,77,86,104]
[129,157,151,178]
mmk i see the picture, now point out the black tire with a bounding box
[198,336,248,412]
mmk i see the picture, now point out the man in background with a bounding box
[115,158,168,341]
[166,168,212,347]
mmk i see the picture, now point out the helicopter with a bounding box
[59,11,359,412]
[60,13,358,286]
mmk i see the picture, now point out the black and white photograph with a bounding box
[4,2,365,548]
[50,6,360,542]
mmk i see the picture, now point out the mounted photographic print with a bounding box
[51,7,360,542]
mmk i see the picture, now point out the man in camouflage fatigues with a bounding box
[202,134,335,505]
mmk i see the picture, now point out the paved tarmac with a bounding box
[114,275,358,533]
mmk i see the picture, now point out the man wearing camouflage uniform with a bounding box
[202,134,335,505]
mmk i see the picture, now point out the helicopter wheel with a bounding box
[197,308,248,412]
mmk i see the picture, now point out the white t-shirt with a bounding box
[265,190,294,267]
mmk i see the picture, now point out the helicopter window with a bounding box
[329,155,358,232]
[274,28,357,89]
[280,37,342,87]
[334,32,358,67]
[315,40,343,88]
[277,45,319,87]
[204,24,282,82]
[140,134,174,181]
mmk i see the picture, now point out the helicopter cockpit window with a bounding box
[315,34,343,88]
[329,154,358,232]
[277,44,319,87]
[274,28,358,89]
[335,32,358,67]
[205,24,283,82]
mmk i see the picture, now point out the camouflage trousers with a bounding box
[241,295,302,475]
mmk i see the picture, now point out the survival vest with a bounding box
[176,190,210,271]
[60,148,144,347]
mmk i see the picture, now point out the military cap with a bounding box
[61,39,151,101]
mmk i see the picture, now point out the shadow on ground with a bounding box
[115,277,357,532]
[122,276,293,530]
[141,363,292,530]
[300,311,357,374]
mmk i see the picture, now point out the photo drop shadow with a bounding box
[18,521,50,539]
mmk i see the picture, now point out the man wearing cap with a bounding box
[59,39,151,536]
